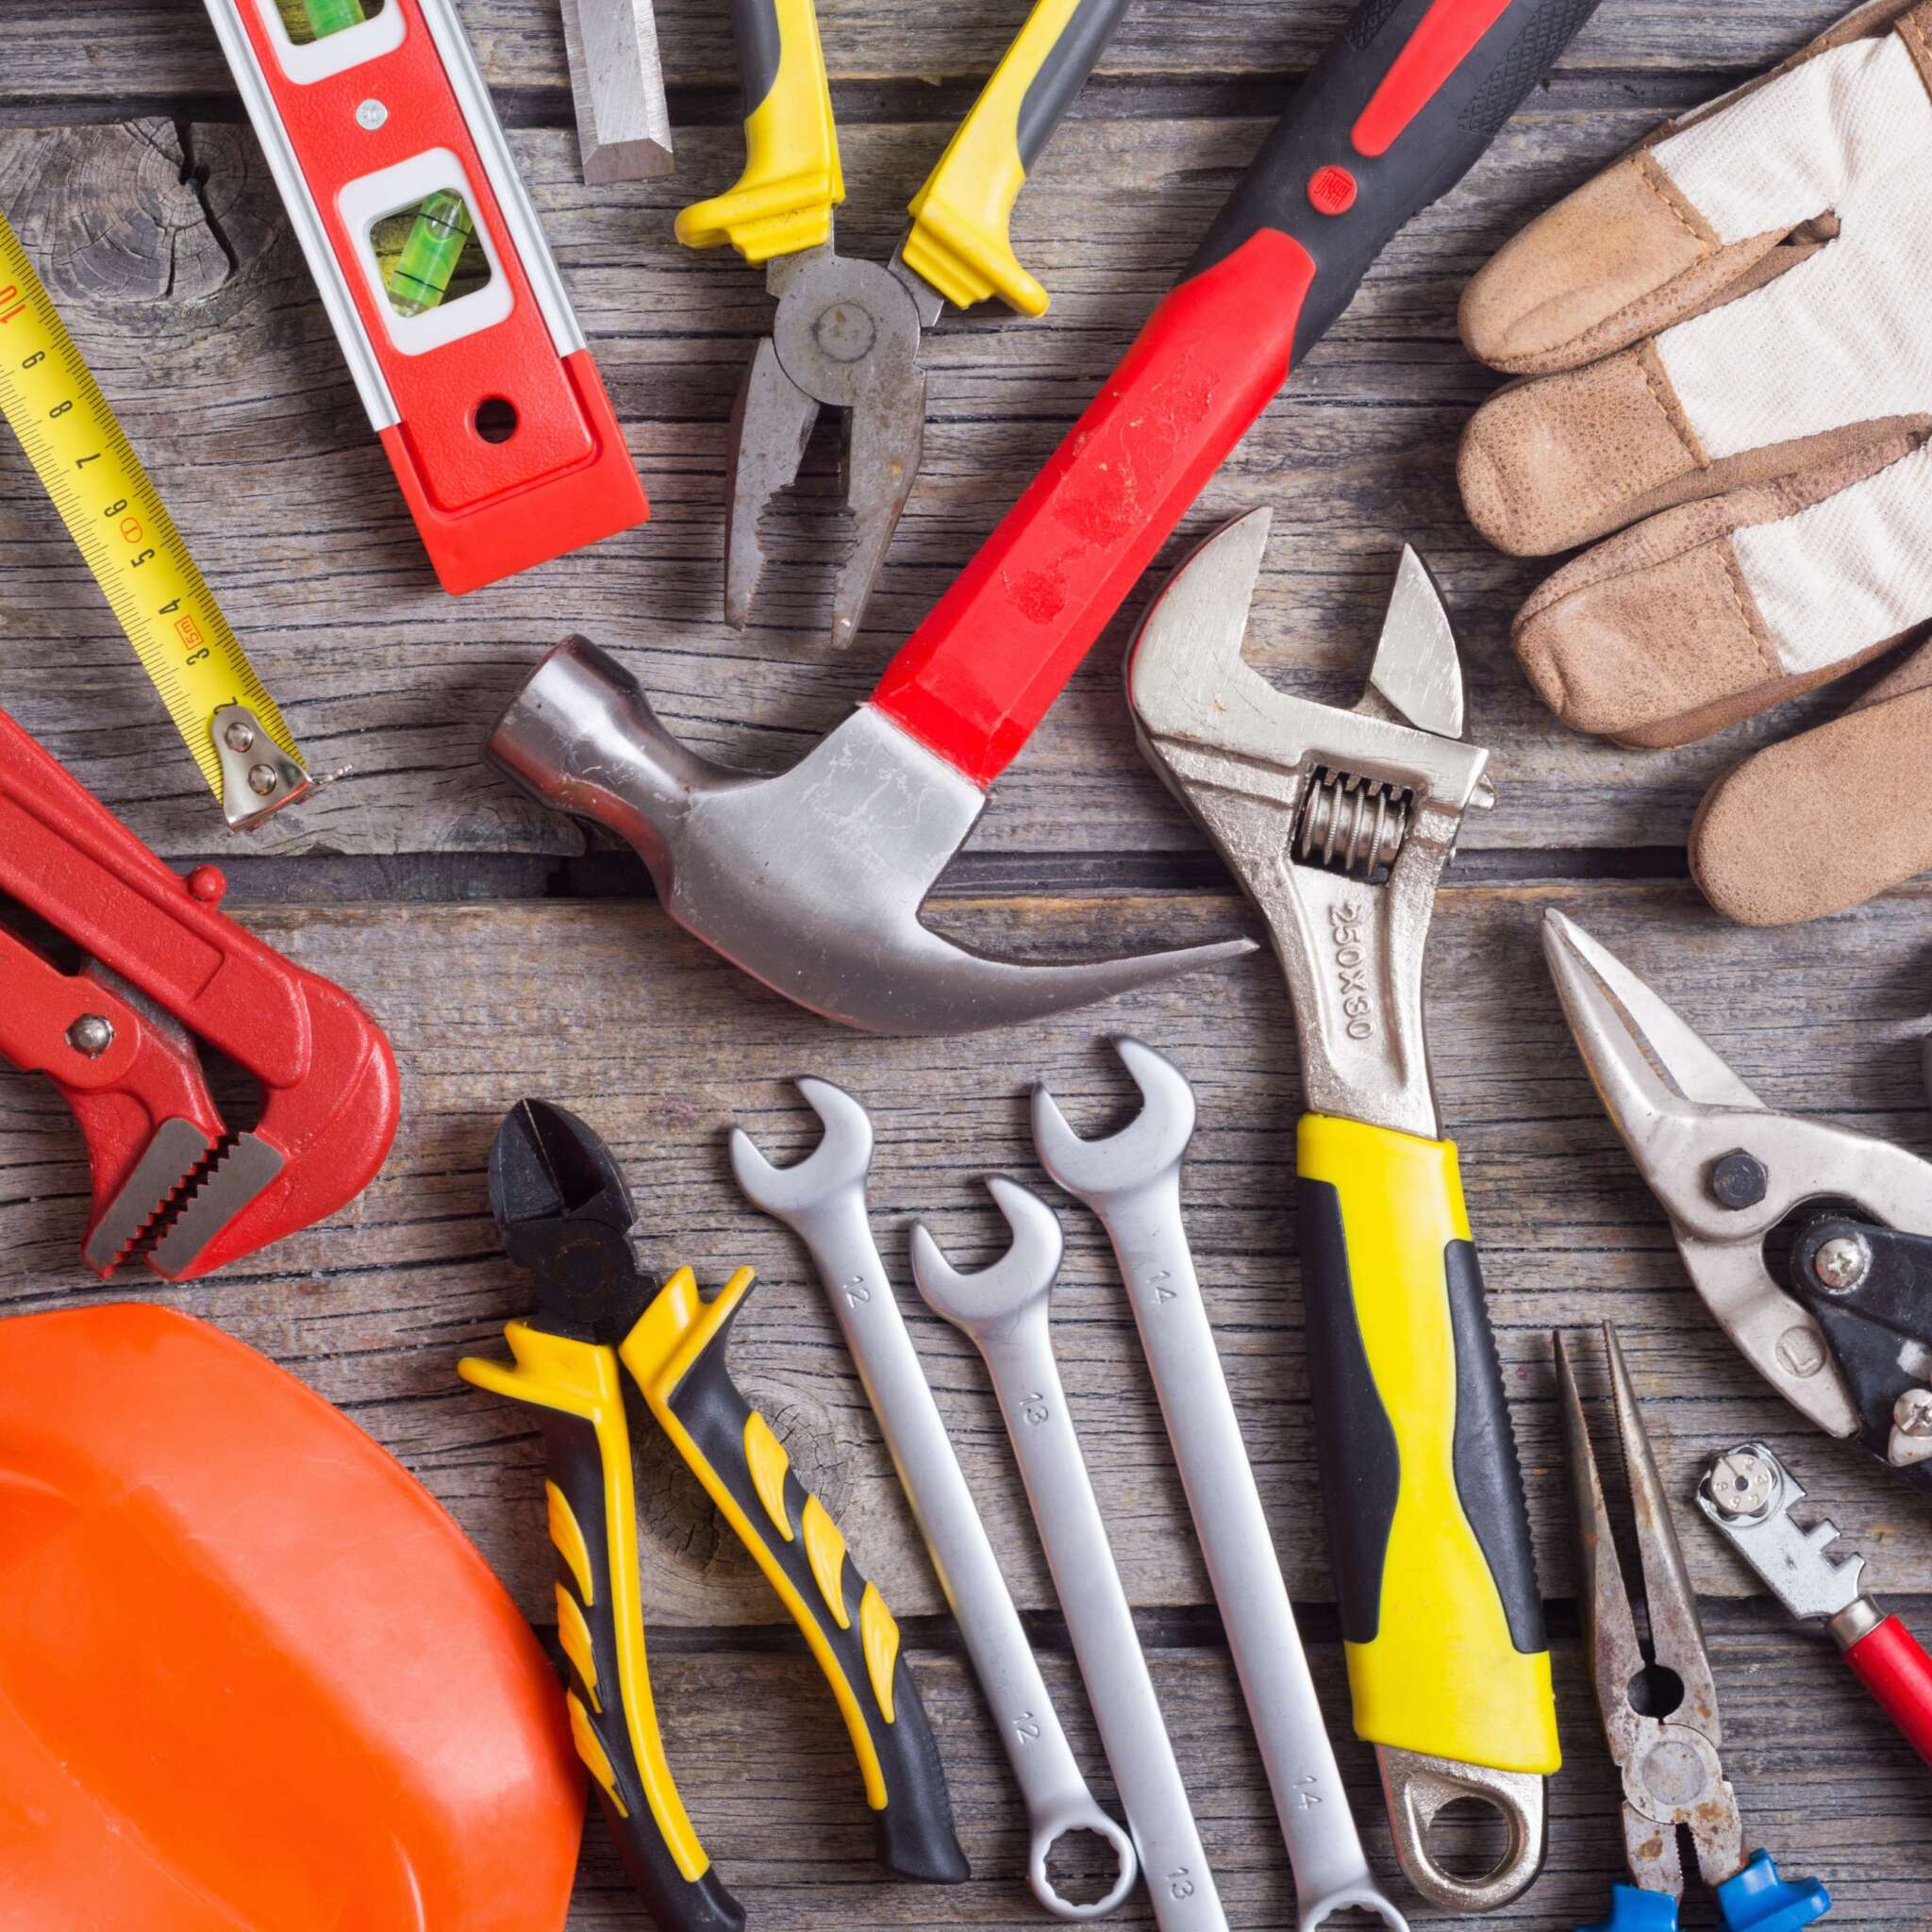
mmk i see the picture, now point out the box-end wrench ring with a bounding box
[912,1177,1229,1932]
[1034,1039,1408,1932]
[730,1080,1137,1920]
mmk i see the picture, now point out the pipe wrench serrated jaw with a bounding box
[489,637,1256,1037]
[1126,508,1492,1140]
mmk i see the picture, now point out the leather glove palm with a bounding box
[1458,0,1932,924]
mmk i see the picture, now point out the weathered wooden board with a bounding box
[8,878,1930,1614]
[5,879,1930,1925]
[0,0,1859,103]
[0,73,1882,858]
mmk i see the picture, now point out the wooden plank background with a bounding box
[4,1,1929,1925]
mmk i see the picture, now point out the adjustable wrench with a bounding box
[730,1078,1137,1920]
[912,1177,1226,1932]
[1034,1039,1407,1932]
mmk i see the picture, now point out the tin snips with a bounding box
[0,710,398,1278]
[1545,908,1932,1494]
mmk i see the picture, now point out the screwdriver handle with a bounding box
[874,0,1601,788]
[458,1325,745,1932]
[1840,1609,1932,1767]
[675,0,842,260]
[901,0,1130,315]
[1293,1114,1559,1774]
[619,1266,969,1885]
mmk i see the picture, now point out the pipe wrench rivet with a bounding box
[66,1014,113,1058]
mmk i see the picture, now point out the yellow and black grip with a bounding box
[458,1326,745,1932]
[675,0,841,261]
[1294,1114,1560,1779]
[619,1265,969,1885]
[902,0,1128,316]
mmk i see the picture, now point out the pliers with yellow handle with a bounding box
[460,1099,967,1930]
[675,0,1130,648]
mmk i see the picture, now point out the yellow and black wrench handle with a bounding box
[675,0,842,261]
[458,1326,745,1932]
[620,1266,969,1884]
[903,0,1130,315]
[1294,1113,1560,1777]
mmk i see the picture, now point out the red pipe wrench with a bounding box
[0,711,400,1280]
[873,0,1602,784]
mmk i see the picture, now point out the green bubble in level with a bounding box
[384,192,475,317]
[298,0,367,37]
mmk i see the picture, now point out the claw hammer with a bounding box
[491,0,1607,1038]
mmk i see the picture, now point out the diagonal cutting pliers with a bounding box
[1557,1322,1832,1932]
[459,1100,966,1931]
[676,0,1128,647]
[1544,908,1932,1495]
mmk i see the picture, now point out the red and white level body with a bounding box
[200,0,647,592]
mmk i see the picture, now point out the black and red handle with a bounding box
[873,0,1602,787]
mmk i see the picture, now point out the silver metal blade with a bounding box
[1543,909,1767,1122]
[1366,546,1463,740]
[1696,1442,1868,1624]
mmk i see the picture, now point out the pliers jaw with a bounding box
[1542,910,1868,1440]
[726,242,936,647]
[488,1098,651,1346]
[1557,1324,1742,1902]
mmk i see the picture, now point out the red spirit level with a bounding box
[199,0,648,593]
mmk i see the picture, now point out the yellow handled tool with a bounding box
[0,212,308,827]
[679,0,1131,648]
[622,1264,969,1885]
[470,1096,967,1897]
[1127,508,1558,1914]
[459,1321,744,1932]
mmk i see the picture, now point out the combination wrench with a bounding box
[1035,1040,1408,1932]
[730,1080,1137,1920]
[912,1176,1228,1932]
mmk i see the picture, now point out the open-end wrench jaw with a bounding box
[490,637,1255,1037]
[1031,1037,1195,1204]
[909,1176,1065,1340]
[1127,508,1491,1140]
[728,1076,874,1216]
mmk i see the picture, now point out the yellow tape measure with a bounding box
[0,211,308,826]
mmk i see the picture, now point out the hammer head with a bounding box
[489,638,1256,1037]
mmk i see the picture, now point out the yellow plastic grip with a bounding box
[1295,1113,1559,1776]
[676,0,843,261]
[619,1267,893,1807]
[902,0,1091,315]
[458,1324,710,1878]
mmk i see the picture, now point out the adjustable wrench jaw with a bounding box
[489,636,1255,1037]
[1127,508,1491,1139]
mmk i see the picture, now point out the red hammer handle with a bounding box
[1843,1613,1932,1768]
[873,238,1307,787]
[871,0,1606,788]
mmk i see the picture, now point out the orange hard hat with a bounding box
[0,1302,583,1930]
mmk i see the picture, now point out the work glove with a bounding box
[1457,0,1932,925]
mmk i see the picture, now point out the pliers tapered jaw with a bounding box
[727,244,938,647]
[1557,1324,1832,1932]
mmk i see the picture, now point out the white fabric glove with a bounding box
[1457,0,1932,924]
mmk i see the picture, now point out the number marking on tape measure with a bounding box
[0,212,308,824]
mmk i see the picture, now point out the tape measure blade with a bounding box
[0,212,307,812]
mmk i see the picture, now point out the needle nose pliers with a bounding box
[1557,1323,1831,1932]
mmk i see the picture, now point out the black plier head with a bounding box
[1537,908,1926,1441]
[489,1099,651,1345]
